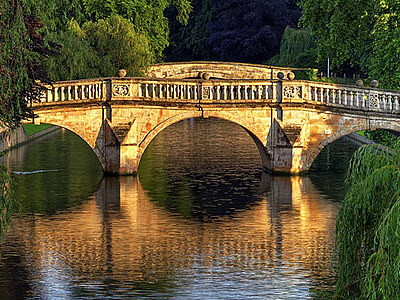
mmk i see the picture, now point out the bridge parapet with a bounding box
[281,81,400,114]
[35,79,107,105]
[34,77,400,115]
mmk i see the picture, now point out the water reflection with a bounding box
[0,118,352,299]
[1,175,338,299]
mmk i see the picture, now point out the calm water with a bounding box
[0,118,360,299]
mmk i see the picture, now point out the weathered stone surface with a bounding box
[147,61,295,80]
[30,62,400,175]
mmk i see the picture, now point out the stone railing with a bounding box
[135,79,279,102]
[35,79,106,105]
[281,81,400,113]
[35,78,280,106]
[34,78,400,114]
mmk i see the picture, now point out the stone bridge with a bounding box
[30,61,400,175]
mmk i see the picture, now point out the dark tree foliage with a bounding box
[165,0,215,61]
[208,0,301,63]
[268,26,318,68]
[166,0,301,63]
[0,0,56,128]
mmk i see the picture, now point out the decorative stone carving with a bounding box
[113,84,130,97]
[283,86,302,98]
[369,93,379,108]
[202,87,211,99]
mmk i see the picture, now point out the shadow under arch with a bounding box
[33,122,104,170]
[137,112,268,171]
[136,116,268,221]
[6,124,103,215]
[306,123,400,171]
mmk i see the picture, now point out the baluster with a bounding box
[243,85,248,100]
[184,85,188,99]
[327,88,331,103]
[362,92,367,108]
[73,86,77,100]
[343,90,347,106]
[194,85,197,100]
[143,83,148,98]
[60,87,66,101]
[387,95,392,111]
[77,85,82,100]
[165,84,170,99]
[94,83,98,99]
[90,84,94,99]
[353,91,358,107]
[348,91,353,106]
[337,90,341,105]
[394,96,399,111]
[46,89,52,102]
[221,86,225,100]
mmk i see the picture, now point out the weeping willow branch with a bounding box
[336,142,400,299]
[0,166,18,243]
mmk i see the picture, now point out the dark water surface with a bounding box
[0,118,360,299]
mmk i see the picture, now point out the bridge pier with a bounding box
[30,62,400,176]
[94,120,139,175]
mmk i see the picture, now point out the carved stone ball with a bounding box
[202,73,211,80]
[287,72,295,80]
[277,72,285,80]
[118,69,127,78]
[356,79,364,87]
[370,80,379,88]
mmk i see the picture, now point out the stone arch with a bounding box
[31,119,103,169]
[305,122,400,171]
[136,111,269,170]
[146,61,293,80]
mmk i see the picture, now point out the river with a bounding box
[0,118,360,299]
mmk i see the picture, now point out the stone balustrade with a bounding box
[283,81,400,113]
[37,79,106,104]
[136,79,279,102]
[35,77,400,114]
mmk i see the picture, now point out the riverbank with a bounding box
[0,124,60,154]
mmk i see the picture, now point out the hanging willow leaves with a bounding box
[0,0,55,241]
[0,166,18,243]
[336,141,400,299]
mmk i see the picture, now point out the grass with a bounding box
[355,131,366,137]
[23,124,53,136]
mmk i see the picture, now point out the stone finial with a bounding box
[118,69,127,78]
[202,73,210,80]
[370,80,379,88]
[356,79,364,87]
[277,72,284,80]
[287,72,295,80]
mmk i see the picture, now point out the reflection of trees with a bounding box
[1,175,339,298]
[7,128,103,214]
[309,135,360,201]
[138,118,264,220]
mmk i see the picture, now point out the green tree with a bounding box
[45,16,151,80]
[1,0,55,240]
[268,26,318,68]
[298,0,400,89]
[336,141,400,298]
[79,0,192,61]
